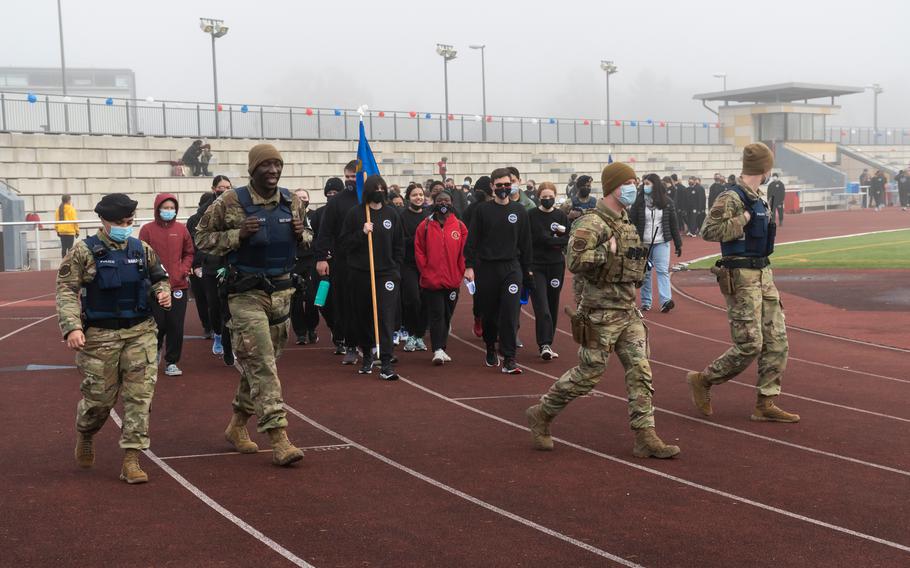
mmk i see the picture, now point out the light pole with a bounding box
[713,73,727,106]
[56,0,68,131]
[436,43,457,141]
[200,18,229,137]
[469,44,487,142]
[870,83,883,134]
[600,60,618,142]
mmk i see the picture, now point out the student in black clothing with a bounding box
[340,175,404,380]
[290,189,319,345]
[310,177,342,338]
[400,184,430,352]
[315,161,362,364]
[527,182,568,360]
[707,173,726,209]
[464,168,534,374]
[767,173,786,225]
[462,175,492,339]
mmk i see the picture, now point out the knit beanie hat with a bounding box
[248,144,283,174]
[600,163,636,194]
[324,177,344,197]
[742,142,774,175]
[474,176,492,196]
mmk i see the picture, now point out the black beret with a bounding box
[94,193,138,222]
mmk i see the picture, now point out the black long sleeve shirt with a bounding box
[314,188,360,261]
[340,204,404,274]
[708,183,725,208]
[400,207,430,266]
[464,200,533,273]
[528,207,569,267]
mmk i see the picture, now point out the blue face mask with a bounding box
[618,184,637,206]
[643,184,653,195]
[159,209,176,221]
[108,225,133,242]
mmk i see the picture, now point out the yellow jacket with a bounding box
[55,204,79,236]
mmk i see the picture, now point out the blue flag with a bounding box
[356,121,380,203]
[607,153,613,164]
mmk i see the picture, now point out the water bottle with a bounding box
[464,278,476,295]
[520,286,530,305]
[314,279,331,307]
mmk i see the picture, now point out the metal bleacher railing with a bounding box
[0,91,725,145]
[825,126,910,146]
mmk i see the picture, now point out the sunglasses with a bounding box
[494,182,512,189]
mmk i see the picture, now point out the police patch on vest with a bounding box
[384,281,395,291]
[508,283,519,294]
[449,291,457,301]
[383,219,392,230]
[173,290,183,299]
[550,278,561,288]
[507,213,518,224]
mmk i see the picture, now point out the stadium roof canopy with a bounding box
[693,82,864,104]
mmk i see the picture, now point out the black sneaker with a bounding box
[660,300,676,313]
[222,343,234,366]
[501,358,522,375]
[296,335,308,345]
[333,341,346,355]
[485,346,500,367]
[358,355,374,374]
[379,364,399,381]
[308,330,318,344]
[342,348,359,365]
[203,330,213,340]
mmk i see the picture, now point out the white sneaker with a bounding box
[403,336,417,352]
[441,350,452,362]
[392,331,400,345]
[540,345,559,360]
[164,363,183,376]
[432,349,446,365]
[399,329,409,341]
[414,338,428,351]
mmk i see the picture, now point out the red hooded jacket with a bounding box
[414,212,467,291]
[138,193,194,291]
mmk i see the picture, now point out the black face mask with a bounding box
[577,187,591,198]
[369,191,385,204]
[540,197,555,209]
[434,204,450,216]
[494,188,511,200]
[344,179,356,191]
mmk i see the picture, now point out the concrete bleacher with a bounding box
[0,132,810,268]
[846,145,910,172]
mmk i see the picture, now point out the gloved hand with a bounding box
[523,272,535,291]
[676,247,682,258]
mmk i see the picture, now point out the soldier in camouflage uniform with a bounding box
[57,193,172,484]
[195,144,313,466]
[687,143,799,423]
[526,163,681,459]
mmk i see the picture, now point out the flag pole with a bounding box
[359,108,381,360]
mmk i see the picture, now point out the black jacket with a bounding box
[708,183,726,208]
[528,208,569,267]
[767,180,786,207]
[400,206,430,266]
[629,197,682,252]
[340,204,404,274]
[464,200,533,273]
[315,188,360,261]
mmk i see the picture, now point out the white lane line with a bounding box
[450,333,910,477]
[0,314,56,342]
[453,394,541,401]
[669,278,910,354]
[522,307,910,420]
[158,444,353,461]
[0,292,55,308]
[642,318,910,385]
[283,404,644,568]
[396,374,910,554]
[109,410,316,568]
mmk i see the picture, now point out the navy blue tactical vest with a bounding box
[228,186,297,276]
[81,235,151,321]
[720,185,773,258]
[572,196,597,211]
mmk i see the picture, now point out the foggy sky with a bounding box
[1,0,906,128]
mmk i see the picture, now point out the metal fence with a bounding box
[0,91,725,145]
[826,126,910,146]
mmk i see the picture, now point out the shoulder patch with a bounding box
[710,208,724,219]
[571,227,595,252]
[57,263,72,278]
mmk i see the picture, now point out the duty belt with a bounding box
[85,316,152,330]
[716,257,770,270]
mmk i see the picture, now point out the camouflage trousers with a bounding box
[227,288,294,432]
[540,309,655,430]
[703,266,788,396]
[75,318,158,449]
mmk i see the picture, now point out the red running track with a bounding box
[1,208,908,567]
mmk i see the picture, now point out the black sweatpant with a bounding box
[331,256,357,348]
[475,259,522,359]
[400,263,427,337]
[189,274,211,333]
[348,268,400,363]
[773,204,784,225]
[153,290,188,364]
[291,263,319,338]
[425,288,458,351]
[530,261,565,349]
[59,234,75,257]
[201,274,232,357]
[899,187,910,207]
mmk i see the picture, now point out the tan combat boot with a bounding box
[120,449,149,484]
[751,395,800,423]
[75,432,95,468]
[224,413,259,454]
[525,404,554,451]
[267,427,304,466]
[686,371,713,416]
[633,428,681,459]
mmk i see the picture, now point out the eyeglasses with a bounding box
[493,182,512,189]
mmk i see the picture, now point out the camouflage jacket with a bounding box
[194,183,313,258]
[700,178,762,246]
[567,200,645,311]
[56,230,171,338]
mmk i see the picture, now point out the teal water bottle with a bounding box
[314,279,331,307]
